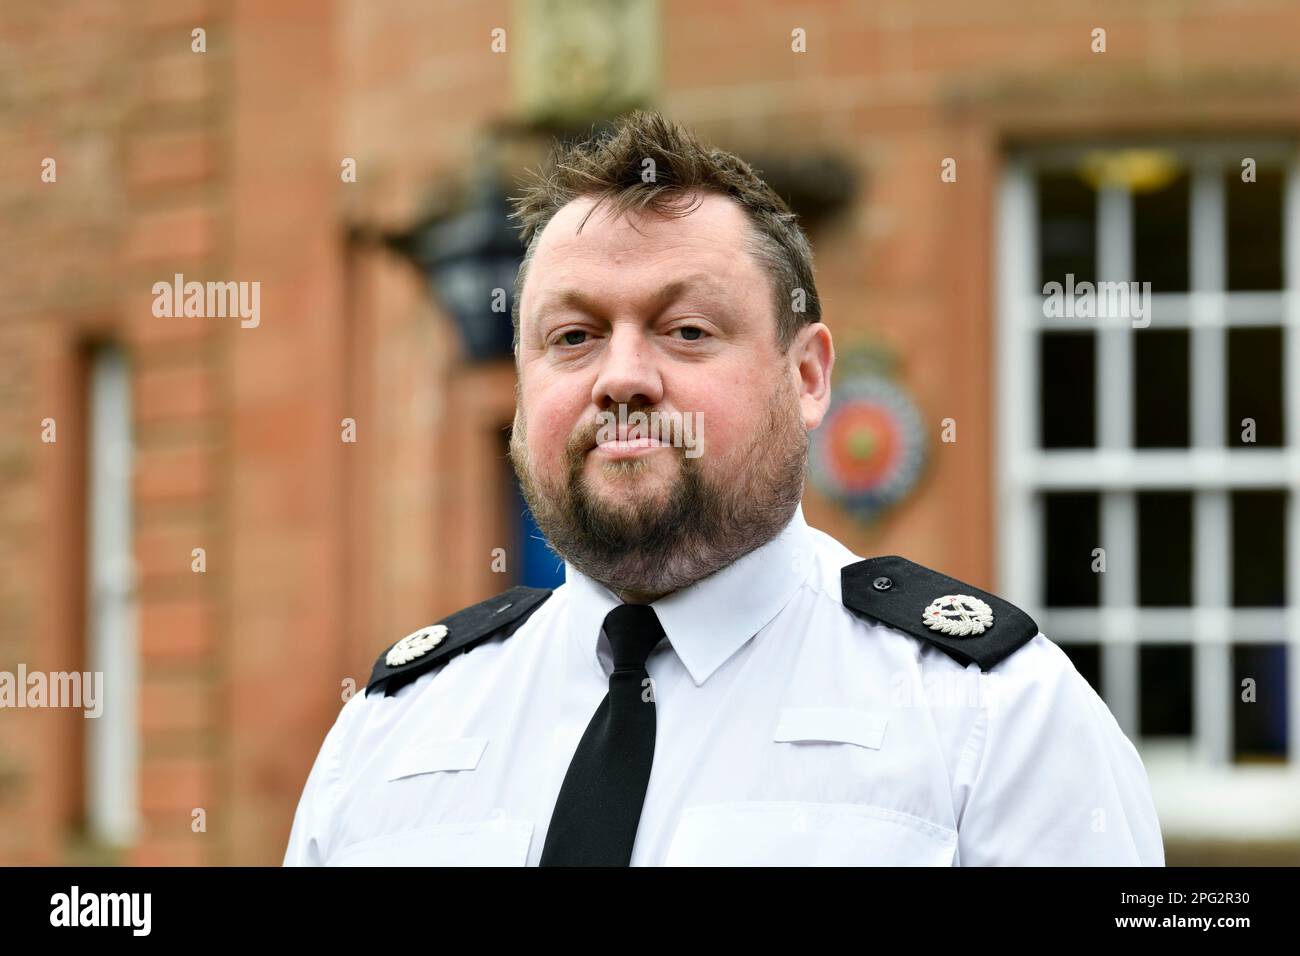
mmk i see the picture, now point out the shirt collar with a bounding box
[564,503,814,686]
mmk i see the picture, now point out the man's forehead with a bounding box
[534,190,755,258]
[524,192,761,311]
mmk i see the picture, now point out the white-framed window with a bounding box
[86,344,138,847]
[996,142,1300,843]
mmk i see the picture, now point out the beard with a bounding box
[508,375,808,602]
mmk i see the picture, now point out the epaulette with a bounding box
[841,556,1038,671]
[366,586,554,698]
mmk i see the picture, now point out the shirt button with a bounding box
[873,576,893,592]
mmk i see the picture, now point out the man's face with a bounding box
[510,191,832,601]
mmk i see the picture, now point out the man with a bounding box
[284,111,1164,866]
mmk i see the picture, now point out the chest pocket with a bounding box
[663,801,956,866]
[664,706,954,865]
[331,818,534,866]
[329,737,533,865]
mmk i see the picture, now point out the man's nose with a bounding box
[591,325,664,409]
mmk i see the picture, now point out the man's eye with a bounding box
[559,330,588,346]
[674,326,704,341]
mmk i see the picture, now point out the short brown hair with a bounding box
[508,110,820,352]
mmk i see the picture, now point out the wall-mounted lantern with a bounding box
[384,168,523,362]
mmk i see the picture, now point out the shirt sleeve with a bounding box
[283,691,365,866]
[952,634,1166,866]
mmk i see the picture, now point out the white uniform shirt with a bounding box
[284,504,1165,866]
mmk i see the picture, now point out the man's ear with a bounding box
[791,322,834,430]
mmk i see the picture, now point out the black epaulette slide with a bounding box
[841,556,1038,671]
[365,586,554,698]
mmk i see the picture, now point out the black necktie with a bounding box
[539,603,666,866]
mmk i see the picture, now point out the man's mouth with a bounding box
[591,424,666,458]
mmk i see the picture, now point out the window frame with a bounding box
[995,142,1300,842]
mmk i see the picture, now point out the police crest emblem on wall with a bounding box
[809,343,927,521]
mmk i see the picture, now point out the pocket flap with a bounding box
[387,737,488,781]
[773,707,887,750]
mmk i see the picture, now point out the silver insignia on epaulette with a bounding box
[386,624,449,666]
[923,595,993,637]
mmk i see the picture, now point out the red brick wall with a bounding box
[0,0,231,863]
[4,0,1300,864]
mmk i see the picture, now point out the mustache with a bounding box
[565,406,677,456]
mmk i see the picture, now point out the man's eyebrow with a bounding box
[534,274,724,319]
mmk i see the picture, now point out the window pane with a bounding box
[1226,327,1284,447]
[1138,491,1193,606]
[1140,643,1194,737]
[1133,170,1190,293]
[87,345,138,845]
[1039,331,1096,449]
[1134,329,1190,448]
[1044,492,1100,607]
[1233,643,1288,761]
[1225,166,1283,291]
[1060,643,1102,697]
[1231,490,1286,607]
[1038,172,1096,288]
